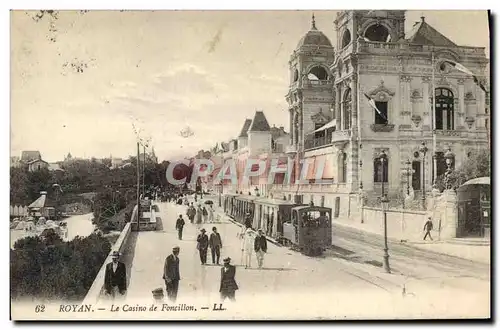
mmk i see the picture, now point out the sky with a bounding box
[10,10,490,163]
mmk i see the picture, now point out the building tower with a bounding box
[286,14,335,183]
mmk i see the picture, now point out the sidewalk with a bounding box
[333,217,491,265]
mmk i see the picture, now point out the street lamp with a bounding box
[444,147,454,190]
[405,159,412,196]
[419,142,428,210]
[381,193,391,273]
[218,182,222,208]
[378,150,391,273]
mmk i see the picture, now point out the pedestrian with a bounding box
[202,206,209,223]
[194,194,198,203]
[423,217,434,241]
[220,257,238,302]
[197,228,209,265]
[187,203,196,224]
[244,212,253,229]
[254,229,267,269]
[163,246,181,302]
[241,227,254,268]
[104,251,127,301]
[209,226,223,264]
[175,214,185,240]
[196,205,203,229]
[208,205,214,223]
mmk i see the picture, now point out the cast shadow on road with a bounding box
[324,245,400,274]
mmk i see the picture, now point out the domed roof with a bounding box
[296,14,333,49]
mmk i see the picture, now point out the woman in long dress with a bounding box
[241,228,255,269]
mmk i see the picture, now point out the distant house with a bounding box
[27,159,49,172]
[28,191,56,219]
[21,150,42,163]
[111,158,124,169]
[48,162,64,172]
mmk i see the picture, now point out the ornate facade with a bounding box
[273,10,489,219]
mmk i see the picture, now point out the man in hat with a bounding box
[209,226,223,264]
[175,214,185,240]
[187,203,196,223]
[196,229,209,265]
[244,212,253,229]
[220,257,238,302]
[254,229,267,269]
[104,251,127,300]
[163,246,181,302]
[423,217,434,241]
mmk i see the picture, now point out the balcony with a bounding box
[357,40,486,57]
[331,130,351,146]
[285,145,297,155]
[304,136,332,150]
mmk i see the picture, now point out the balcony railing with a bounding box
[357,40,485,57]
[331,130,351,144]
[304,136,332,150]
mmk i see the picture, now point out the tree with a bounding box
[11,233,111,301]
[435,149,490,191]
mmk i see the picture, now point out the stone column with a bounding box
[440,190,458,240]
[298,106,303,149]
[289,108,294,145]
[404,76,412,126]
[336,84,342,130]
[293,110,299,146]
[458,79,465,128]
[350,75,358,134]
[422,76,431,131]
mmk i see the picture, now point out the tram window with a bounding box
[291,212,297,225]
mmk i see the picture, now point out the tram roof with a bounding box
[253,197,297,206]
[292,205,332,212]
[235,195,259,201]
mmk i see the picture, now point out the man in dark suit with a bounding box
[163,246,181,302]
[104,251,127,300]
[220,257,238,302]
[175,214,185,240]
[209,226,223,264]
[197,228,209,265]
[254,229,268,269]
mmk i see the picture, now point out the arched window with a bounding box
[373,157,388,183]
[435,88,454,130]
[341,29,351,48]
[412,160,421,191]
[308,66,329,81]
[342,88,352,130]
[364,24,391,42]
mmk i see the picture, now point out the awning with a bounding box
[305,157,317,180]
[461,177,490,186]
[315,154,335,179]
[314,119,336,132]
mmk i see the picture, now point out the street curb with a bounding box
[332,220,491,266]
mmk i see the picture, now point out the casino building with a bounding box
[212,10,489,221]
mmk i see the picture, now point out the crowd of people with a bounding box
[105,191,271,304]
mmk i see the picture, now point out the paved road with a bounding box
[116,197,489,319]
[331,224,490,290]
[125,201,383,301]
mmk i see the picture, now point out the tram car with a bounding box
[222,193,239,216]
[252,197,296,241]
[232,194,258,223]
[282,205,332,256]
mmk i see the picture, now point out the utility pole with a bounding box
[143,145,146,197]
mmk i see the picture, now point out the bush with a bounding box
[10,233,111,301]
[434,149,490,191]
